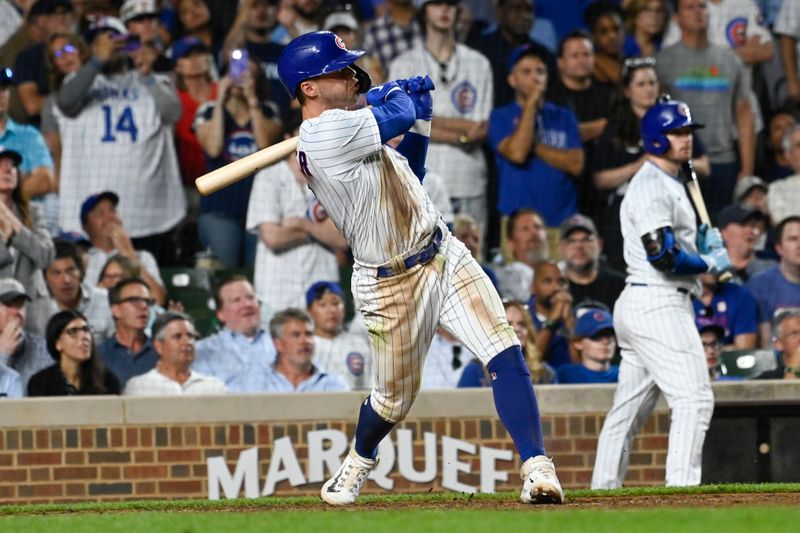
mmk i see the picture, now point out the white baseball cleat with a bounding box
[320,449,378,506]
[519,455,564,504]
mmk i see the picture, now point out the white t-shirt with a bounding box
[123,367,227,395]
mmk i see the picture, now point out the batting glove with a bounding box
[366,81,404,107]
[400,75,435,94]
[701,247,732,275]
[697,224,724,254]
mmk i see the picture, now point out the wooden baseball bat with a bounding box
[195,136,299,196]
[684,160,733,282]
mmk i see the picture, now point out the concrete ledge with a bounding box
[0,381,798,428]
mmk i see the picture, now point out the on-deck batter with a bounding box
[591,97,731,488]
[277,31,563,506]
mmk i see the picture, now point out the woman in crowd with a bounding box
[622,0,668,59]
[27,310,120,396]
[592,58,709,271]
[194,58,281,268]
[585,1,625,85]
[458,300,556,387]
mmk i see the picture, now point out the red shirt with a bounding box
[175,83,217,185]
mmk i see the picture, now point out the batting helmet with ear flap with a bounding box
[640,96,704,155]
[277,31,372,99]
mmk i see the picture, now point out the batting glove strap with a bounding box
[410,119,431,137]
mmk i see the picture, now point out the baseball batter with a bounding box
[591,98,731,488]
[277,31,563,506]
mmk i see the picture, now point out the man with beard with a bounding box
[53,16,185,267]
[496,208,550,301]
[559,213,624,311]
[527,260,574,368]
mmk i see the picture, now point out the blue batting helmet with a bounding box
[277,31,371,100]
[640,97,704,155]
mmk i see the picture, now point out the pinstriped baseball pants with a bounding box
[591,285,714,488]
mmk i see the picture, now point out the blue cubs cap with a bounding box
[0,145,22,166]
[80,191,119,226]
[574,308,614,338]
[507,43,548,74]
[695,316,725,339]
[171,36,209,62]
[305,281,344,308]
[57,230,91,246]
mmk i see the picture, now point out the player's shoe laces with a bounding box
[520,455,564,504]
[320,449,378,506]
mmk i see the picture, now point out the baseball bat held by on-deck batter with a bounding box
[195,136,299,196]
[684,160,733,283]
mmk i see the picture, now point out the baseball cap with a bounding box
[120,0,159,24]
[574,308,614,338]
[559,213,598,240]
[0,145,22,166]
[57,230,91,246]
[323,11,359,32]
[80,191,119,226]
[84,16,135,47]
[0,67,13,87]
[718,203,767,229]
[733,175,768,203]
[695,317,724,340]
[305,281,344,308]
[0,278,31,304]
[170,36,210,62]
[507,43,549,74]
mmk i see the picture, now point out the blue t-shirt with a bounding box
[556,364,619,384]
[693,282,758,345]
[527,296,572,369]
[489,100,581,226]
[457,360,487,388]
[0,118,54,173]
[745,266,800,323]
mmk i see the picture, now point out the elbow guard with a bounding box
[641,227,708,275]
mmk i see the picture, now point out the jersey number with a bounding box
[101,105,139,143]
[297,150,313,178]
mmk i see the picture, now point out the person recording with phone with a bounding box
[193,49,282,268]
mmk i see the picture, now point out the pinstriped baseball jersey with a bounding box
[54,71,186,237]
[297,107,440,265]
[620,161,701,295]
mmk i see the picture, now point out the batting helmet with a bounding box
[640,97,704,155]
[277,31,372,100]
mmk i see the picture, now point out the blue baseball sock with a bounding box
[353,397,395,459]
[487,346,546,460]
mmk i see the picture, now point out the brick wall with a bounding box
[0,413,671,504]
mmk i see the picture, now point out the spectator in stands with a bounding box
[0,67,57,214]
[80,191,166,306]
[194,56,281,269]
[172,37,216,190]
[495,208,549,301]
[0,363,22,397]
[622,0,669,58]
[559,213,625,311]
[96,254,138,290]
[489,44,583,232]
[246,111,345,323]
[759,108,796,183]
[528,260,573,369]
[390,0,493,234]
[757,307,800,379]
[467,0,556,107]
[776,0,800,105]
[734,175,769,218]
[263,308,348,392]
[768,125,800,225]
[694,270,759,350]
[558,307,618,383]
[0,277,50,392]
[124,311,227,395]
[99,277,158,388]
[28,309,120,395]
[696,321,724,380]
[452,213,497,288]
[27,239,114,345]
[746,216,800,346]
[584,1,624,85]
[656,0,755,216]
[223,0,288,115]
[54,16,186,267]
[193,276,277,392]
[363,0,422,73]
[13,0,74,123]
[120,0,172,74]
[0,145,54,298]
[720,203,773,284]
[306,281,372,391]
[593,57,710,271]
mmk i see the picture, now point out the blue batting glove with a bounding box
[409,90,432,122]
[701,247,731,275]
[404,75,435,93]
[697,224,724,254]
[366,81,403,107]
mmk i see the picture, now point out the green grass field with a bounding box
[2,484,799,533]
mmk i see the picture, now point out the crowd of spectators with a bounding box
[2,0,800,399]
